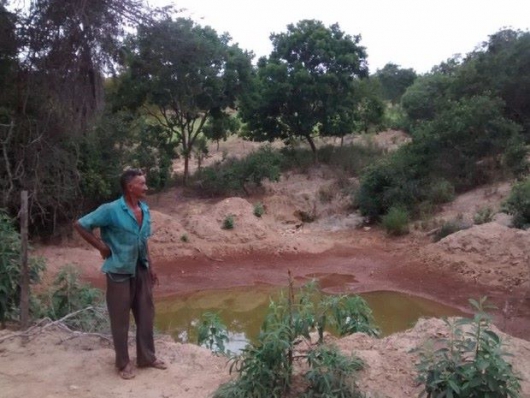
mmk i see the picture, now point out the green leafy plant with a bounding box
[502,178,530,229]
[302,345,364,398]
[433,219,470,242]
[180,233,189,243]
[34,265,107,332]
[222,215,235,230]
[197,312,229,355]
[381,206,410,236]
[473,206,494,225]
[416,297,521,398]
[213,277,376,397]
[253,202,265,218]
[0,212,45,326]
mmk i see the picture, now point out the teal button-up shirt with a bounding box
[77,197,152,275]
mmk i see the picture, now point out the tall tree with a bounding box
[373,63,417,105]
[0,0,154,234]
[239,20,368,157]
[120,18,253,185]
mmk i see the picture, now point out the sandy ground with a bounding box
[2,132,530,398]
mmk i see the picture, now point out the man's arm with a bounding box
[73,221,111,260]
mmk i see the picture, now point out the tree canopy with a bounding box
[116,17,253,184]
[239,20,369,156]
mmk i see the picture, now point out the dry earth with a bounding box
[1,132,529,398]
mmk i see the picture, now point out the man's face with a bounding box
[128,175,148,200]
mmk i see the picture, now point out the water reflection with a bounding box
[155,286,466,351]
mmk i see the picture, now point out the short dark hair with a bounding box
[120,168,144,193]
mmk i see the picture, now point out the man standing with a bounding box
[74,168,166,379]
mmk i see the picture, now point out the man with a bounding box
[74,168,166,379]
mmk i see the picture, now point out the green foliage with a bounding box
[416,297,521,398]
[373,63,417,105]
[197,146,283,196]
[180,234,189,243]
[502,178,530,229]
[253,202,265,218]
[433,219,470,242]
[381,206,409,236]
[214,280,376,398]
[473,207,494,225]
[197,312,229,355]
[302,345,364,398]
[34,265,107,332]
[222,215,235,230]
[0,212,45,326]
[239,19,368,155]
[426,179,455,205]
[119,17,253,185]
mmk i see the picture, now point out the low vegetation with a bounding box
[209,278,378,398]
[416,298,521,398]
[502,178,530,229]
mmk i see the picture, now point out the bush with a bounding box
[253,202,264,218]
[34,265,107,332]
[381,206,409,236]
[416,297,521,398]
[433,219,470,242]
[0,212,45,326]
[213,280,376,398]
[197,312,229,355]
[180,233,189,242]
[474,206,494,225]
[427,179,455,204]
[197,146,283,196]
[222,215,235,230]
[502,178,530,229]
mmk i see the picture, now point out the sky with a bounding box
[150,0,530,74]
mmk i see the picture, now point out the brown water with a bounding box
[155,286,466,351]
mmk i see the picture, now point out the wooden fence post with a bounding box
[20,190,29,329]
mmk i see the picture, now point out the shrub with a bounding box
[180,233,189,242]
[222,215,235,230]
[34,265,107,332]
[213,280,376,398]
[427,179,455,204]
[416,297,521,398]
[303,345,364,398]
[502,178,530,229]
[0,212,45,326]
[197,146,283,196]
[253,202,264,218]
[433,219,470,242]
[197,312,229,355]
[381,206,409,236]
[474,206,494,225]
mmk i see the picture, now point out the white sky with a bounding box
[151,0,530,74]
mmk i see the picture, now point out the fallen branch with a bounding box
[0,306,110,344]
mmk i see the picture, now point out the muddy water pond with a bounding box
[155,286,466,351]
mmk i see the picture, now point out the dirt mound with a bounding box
[335,317,530,398]
[420,223,530,290]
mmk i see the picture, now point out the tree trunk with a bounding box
[183,154,189,186]
[306,135,318,162]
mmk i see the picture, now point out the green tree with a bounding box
[119,18,253,185]
[373,63,417,104]
[239,20,368,158]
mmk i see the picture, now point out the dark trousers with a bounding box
[106,263,156,370]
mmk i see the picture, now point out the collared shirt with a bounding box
[77,196,152,276]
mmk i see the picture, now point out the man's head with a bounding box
[120,168,148,200]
